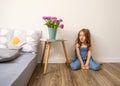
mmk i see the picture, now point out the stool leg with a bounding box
[41,42,47,64]
[61,41,69,66]
[44,42,51,74]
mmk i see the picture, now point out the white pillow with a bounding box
[7,29,41,52]
[0,45,7,48]
[7,29,26,49]
[22,30,41,52]
[0,28,13,48]
[22,43,37,52]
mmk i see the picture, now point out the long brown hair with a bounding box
[75,28,91,50]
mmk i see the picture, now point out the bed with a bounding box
[0,28,41,86]
[0,52,37,86]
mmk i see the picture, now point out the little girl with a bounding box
[70,28,100,70]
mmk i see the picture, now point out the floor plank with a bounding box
[28,63,120,86]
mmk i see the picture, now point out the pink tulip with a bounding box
[42,16,64,29]
[59,19,63,22]
[47,16,51,20]
[42,16,47,20]
[53,19,57,23]
[60,24,64,29]
[55,20,60,25]
[51,17,57,20]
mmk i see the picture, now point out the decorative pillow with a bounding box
[7,30,26,49]
[0,48,21,62]
[22,30,41,53]
[7,29,41,52]
[0,45,7,48]
[22,42,37,52]
[12,37,21,45]
[0,28,13,48]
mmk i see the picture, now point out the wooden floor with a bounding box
[28,63,120,86]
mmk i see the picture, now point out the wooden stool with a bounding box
[40,39,69,74]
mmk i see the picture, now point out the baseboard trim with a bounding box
[38,57,120,63]
[47,58,66,63]
[97,57,120,63]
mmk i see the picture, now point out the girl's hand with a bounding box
[81,64,86,70]
[85,64,89,70]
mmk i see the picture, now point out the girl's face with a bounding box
[79,31,86,43]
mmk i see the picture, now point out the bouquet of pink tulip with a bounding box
[42,16,64,29]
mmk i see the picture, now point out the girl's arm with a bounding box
[85,47,92,65]
[75,43,84,65]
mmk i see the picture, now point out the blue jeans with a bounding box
[70,58,100,71]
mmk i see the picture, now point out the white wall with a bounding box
[0,0,120,63]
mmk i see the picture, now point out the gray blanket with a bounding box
[0,52,37,86]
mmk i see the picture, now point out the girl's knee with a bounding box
[91,64,100,71]
[70,62,80,70]
[89,58,100,71]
